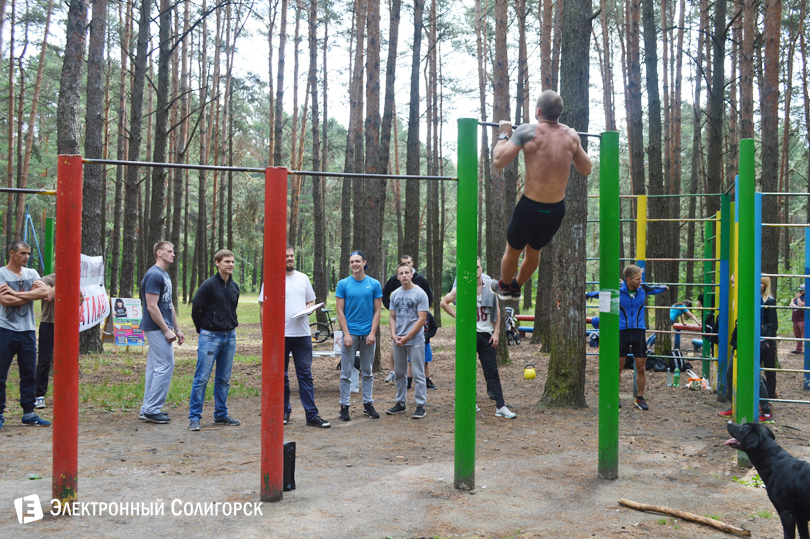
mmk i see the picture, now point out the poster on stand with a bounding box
[79,254,110,332]
[111,297,145,346]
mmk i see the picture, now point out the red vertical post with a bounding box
[260,167,287,502]
[52,155,83,507]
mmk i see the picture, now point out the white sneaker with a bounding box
[495,406,516,419]
[384,371,396,383]
[35,397,46,409]
[475,404,480,412]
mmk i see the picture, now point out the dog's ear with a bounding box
[741,423,765,450]
[763,424,775,440]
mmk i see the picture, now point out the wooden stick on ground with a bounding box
[618,498,752,537]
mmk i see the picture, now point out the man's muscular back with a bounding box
[517,122,590,203]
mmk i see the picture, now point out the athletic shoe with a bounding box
[634,397,649,411]
[791,350,803,355]
[495,406,516,419]
[509,278,522,298]
[143,412,170,424]
[22,414,52,426]
[490,279,513,301]
[618,401,622,409]
[384,371,396,383]
[475,404,480,412]
[426,378,438,390]
[758,413,774,423]
[340,405,351,421]
[306,416,331,428]
[717,409,733,417]
[386,402,407,415]
[139,410,169,420]
[412,405,426,419]
[363,403,380,419]
[188,420,201,431]
[34,397,46,409]
[283,412,290,425]
[214,416,241,426]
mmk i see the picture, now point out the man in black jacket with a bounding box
[381,255,435,387]
[188,249,241,431]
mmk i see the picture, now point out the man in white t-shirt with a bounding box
[259,245,330,428]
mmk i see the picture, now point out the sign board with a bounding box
[79,254,109,332]
[111,297,145,346]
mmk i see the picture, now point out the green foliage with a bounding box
[732,474,764,488]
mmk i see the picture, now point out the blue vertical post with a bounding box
[717,194,730,400]
[753,193,762,413]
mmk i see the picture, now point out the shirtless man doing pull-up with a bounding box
[490,90,593,300]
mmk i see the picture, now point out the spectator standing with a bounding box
[139,241,185,424]
[335,250,382,421]
[188,249,242,431]
[0,241,51,428]
[790,284,805,354]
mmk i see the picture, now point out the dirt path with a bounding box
[2,326,809,538]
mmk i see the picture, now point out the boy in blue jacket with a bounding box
[619,265,668,410]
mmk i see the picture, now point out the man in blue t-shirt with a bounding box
[335,250,382,421]
[139,241,185,424]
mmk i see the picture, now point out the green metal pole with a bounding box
[455,118,478,490]
[44,217,54,276]
[598,131,620,480]
[736,139,756,427]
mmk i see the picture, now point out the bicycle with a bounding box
[504,306,521,345]
[310,307,339,343]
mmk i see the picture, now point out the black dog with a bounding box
[725,422,810,539]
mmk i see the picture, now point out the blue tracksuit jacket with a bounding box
[619,281,667,330]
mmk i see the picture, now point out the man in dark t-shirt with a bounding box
[139,241,184,424]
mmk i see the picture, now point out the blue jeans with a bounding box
[0,328,37,415]
[188,329,236,421]
[285,336,319,420]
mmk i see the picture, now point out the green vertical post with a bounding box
[736,139,756,429]
[598,131,620,480]
[455,118,478,490]
[702,219,713,376]
[44,217,54,276]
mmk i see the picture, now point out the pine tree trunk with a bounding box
[704,0,726,218]
[540,0,591,408]
[760,0,781,283]
[273,0,288,166]
[403,0,423,267]
[80,0,106,354]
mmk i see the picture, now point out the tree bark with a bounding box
[80,0,106,354]
[540,0,591,408]
[273,0,288,165]
[403,0,423,267]
[148,0,172,248]
[704,0,726,218]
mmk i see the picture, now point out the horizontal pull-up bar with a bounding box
[289,170,456,181]
[84,157,266,173]
[477,121,602,138]
[0,187,56,195]
[763,223,810,227]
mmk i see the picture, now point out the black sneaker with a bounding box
[634,397,649,411]
[386,402,407,415]
[339,405,351,421]
[363,403,380,419]
[412,405,426,419]
[509,278,522,298]
[143,412,171,424]
[490,279,512,301]
[306,416,331,428]
[214,416,241,426]
[426,378,437,390]
[283,412,290,425]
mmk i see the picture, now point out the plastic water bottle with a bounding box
[673,366,681,387]
[666,368,673,387]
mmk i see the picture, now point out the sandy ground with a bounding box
[2,324,809,539]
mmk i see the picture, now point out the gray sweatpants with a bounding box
[393,343,426,406]
[339,335,376,406]
[141,330,176,415]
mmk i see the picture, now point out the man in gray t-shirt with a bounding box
[387,263,429,419]
[0,241,50,428]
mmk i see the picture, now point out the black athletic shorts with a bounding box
[506,196,566,251]
[619,328,647,358]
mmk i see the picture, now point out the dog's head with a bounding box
[725,421,776,451]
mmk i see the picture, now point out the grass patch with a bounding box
[733,474,764,488]
[752,509,773,519]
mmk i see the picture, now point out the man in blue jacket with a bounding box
[619,265,667,410]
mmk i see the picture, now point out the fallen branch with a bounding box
[618,499,751,537]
